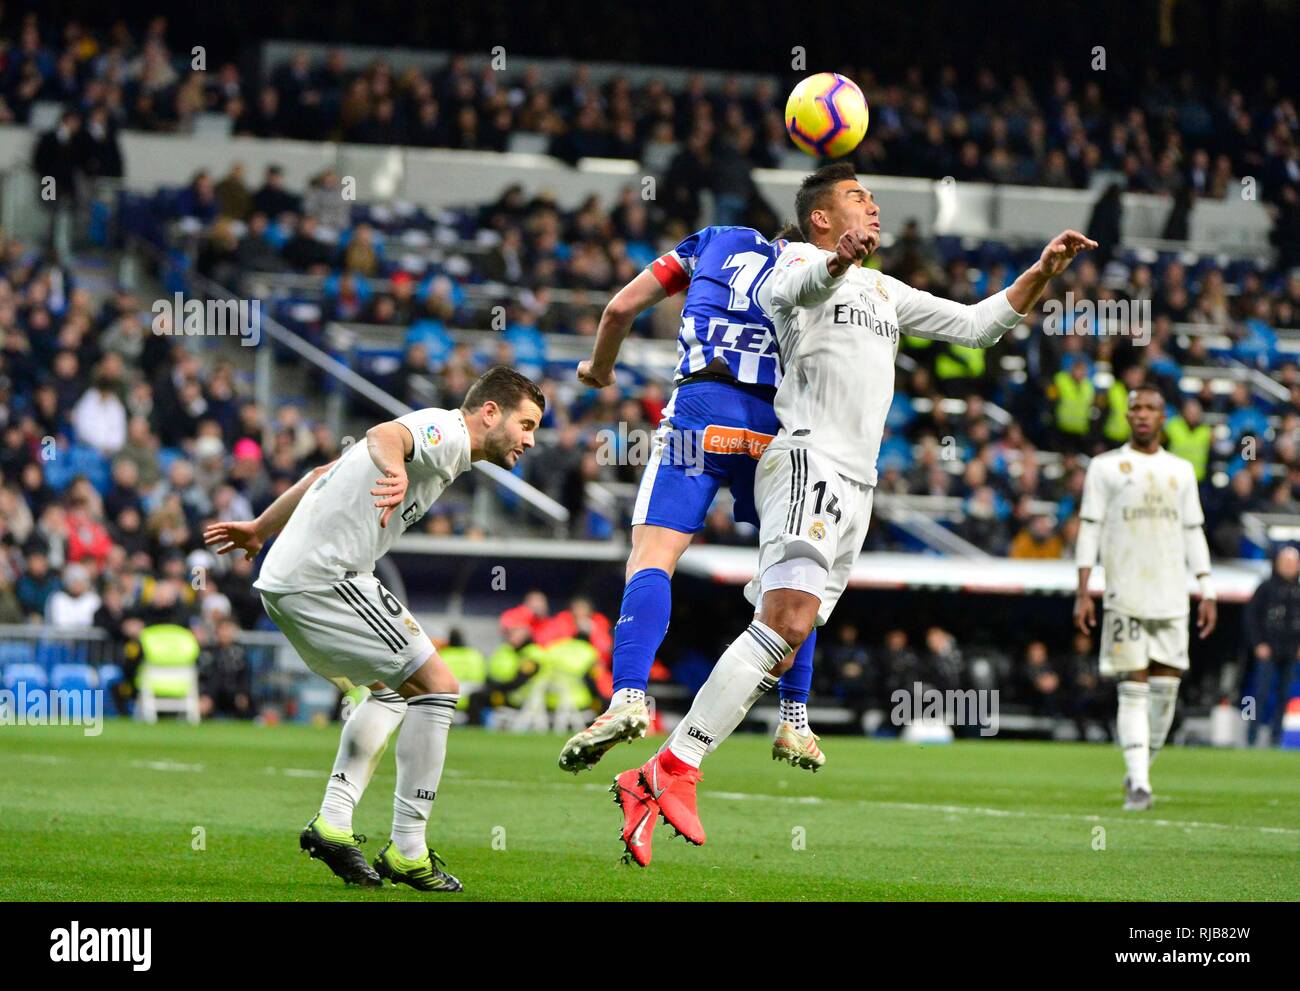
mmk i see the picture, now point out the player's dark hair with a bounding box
[770,223,803,242]
[794,162,859,240]
[1129,381,1165,402]
[462,366,546,417]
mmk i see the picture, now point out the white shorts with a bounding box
[260,573,434,692]
[1099,610,1189,676]
[744,443,874,626]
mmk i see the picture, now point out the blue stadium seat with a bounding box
[51,663,102,719]
[3,662,50,717]
[66,444,111,493]
[155,447,186,476]
[36,640,80,670]
[3,662,49,690]
[0,641,35,666]
[51,663,99,692]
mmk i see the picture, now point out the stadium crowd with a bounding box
[5,13,1299,729]
[7,13,1299,208]
[136,154,1300,558]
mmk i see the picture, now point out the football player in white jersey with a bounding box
[203,367,543,891]
[610,162,1096,864]
[1074,384,1216,810]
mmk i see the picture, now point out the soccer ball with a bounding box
[784,72,869,159]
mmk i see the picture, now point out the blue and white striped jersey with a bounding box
[649,226,786,388]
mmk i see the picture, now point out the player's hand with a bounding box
[1073,593,1096,635]
[577,359,615,389]
[371,466,409,528]
[1197,598,1218,639]
[203,520,264,561]
[1037,230,1098,278]
[829,228,873,276]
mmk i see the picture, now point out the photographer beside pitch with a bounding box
[612,162,1097,864]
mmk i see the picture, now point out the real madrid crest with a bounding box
[809,520,826,540]
[1119,461,1132,474]
[404,617,422,636]
[875,277,889,301]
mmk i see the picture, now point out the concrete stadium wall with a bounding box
[0,124,1274,252]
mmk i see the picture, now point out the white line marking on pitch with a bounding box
[110,760,1299,841]
[129,759,205,772]
[445,774,1300,839]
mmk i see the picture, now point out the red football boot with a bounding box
[639,749,705,846]
[610,767,659,867]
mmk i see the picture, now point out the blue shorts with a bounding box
[631,379,778,532]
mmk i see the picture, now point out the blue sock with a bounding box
[611,568,673,694]
[778,627,815,703]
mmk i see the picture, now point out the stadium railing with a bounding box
[0,624,312,717]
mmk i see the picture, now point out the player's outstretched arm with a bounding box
[1006,230,1099,314]
[895,229,1098,350]
[203,460,335,559]
[578,269,667,389]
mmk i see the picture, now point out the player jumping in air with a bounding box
[612,162,1096,865]
[557,224,825,776]
[203,367,544,891]
[1073,384,1216,811]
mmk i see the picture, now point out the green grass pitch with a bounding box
[2,719,1296,901]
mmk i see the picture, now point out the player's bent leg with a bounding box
[319,685,407,832]
[373,653,463,892]
[639,588,819,847]
[774,628,826,771]
[558,524,693,773]
[299,683,407,887]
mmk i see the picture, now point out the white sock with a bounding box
[391,692,458,859]
[608,687,646,710]
[668,622,789,768]
[779,698,809,734]
[1147,676,1180,766]
[1117,681,1151,791]
[319,688,407,832]
[662,674,778,757]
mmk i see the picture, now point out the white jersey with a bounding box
[1077,443,1206,620]
[255,407,471,593]
[759,242,1024,485]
